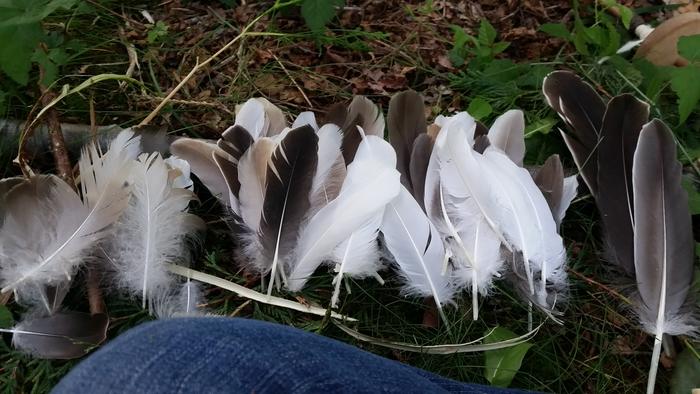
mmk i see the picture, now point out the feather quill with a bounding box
[107,152,204,311]
[631,120,696,393]
[0,130,139,307]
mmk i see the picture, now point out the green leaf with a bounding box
[682,177,700,215]
[147,21,169,44]
[484,327,532,387]
[467,97,493,120]
[478,20,497,46]
[0,22,43,85]
[0,305,12,328]
[524,117,557,137]
[671,347,700,394]
[301,0,344,32]
[539,23,571,41]
[491,41,510,55]
[599,0,633,29]
[678,35,700,63]
[0,0,77,27]
[670,65,700,124]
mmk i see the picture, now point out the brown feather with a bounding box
[259,126,319,261]
[597,94,649,276]
[12,312,109,360]
[409,134,433,210]
[388,90,427,190]
[543,71,606,196]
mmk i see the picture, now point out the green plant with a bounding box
[147,21,170,44]
[449,20,510,67]
[0,0,80,86]
[300,0,344,33]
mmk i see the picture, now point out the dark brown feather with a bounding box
[409,134,433,210]
[259,126,319,260]
[543,71,606,195]
[473,135,490,154]
[475,121,489,139]
[214,126,254,200]
[597,94,649,276]
[388,90,427,190]
[12,312,109,359]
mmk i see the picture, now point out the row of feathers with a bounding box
[0,72,696,376]
[169,89,577,324]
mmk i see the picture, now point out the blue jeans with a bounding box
[54,318,528,393]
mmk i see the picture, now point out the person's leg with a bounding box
[53,318,527,394]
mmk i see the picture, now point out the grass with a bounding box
[0,1,698,393]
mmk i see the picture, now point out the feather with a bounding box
[425,119,504,320]
[0,131,139,308]
[388,90,427,190]
[214,125,255,212]
[382,186,454,324]
[482,147,566,313]
[257,126,319,295]
[234,98,287,139]
[543,71,606,195]
[329,213,384,307]
[170,138,230,205]
[409,134,433,210]
[309,124,344,210]
[597,94,649,276]
[257,98,287,136]
[237,138,276,232]
[107,152,204,310]
[152,280,205,319]
[0,177,24,222]
[473,135,490,154]
[631,120,696,393]
[292,111,319,131]
[487,110,526,166]
[5,312,109,359]
[533,154,578,229]
[287,135,400,292]
[329,96,385,164]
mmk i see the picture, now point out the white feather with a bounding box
[0,130,139,306]
[381,186,455,317]
[556,175,578,226]
[487,110,526,166]
[235,99,266,139]
[287,136,401,291]
[310,124,343,200]
[152,280,205,319]
[330,213,384,307]
[292,111,319,131]
[482,147,566,305]
[108,152,203,310]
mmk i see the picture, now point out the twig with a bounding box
[272,53,313,108]
[567,268,632,305]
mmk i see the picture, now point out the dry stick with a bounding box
[137,0,302,126]
[38,61,106,316]
[272,53,313,108]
